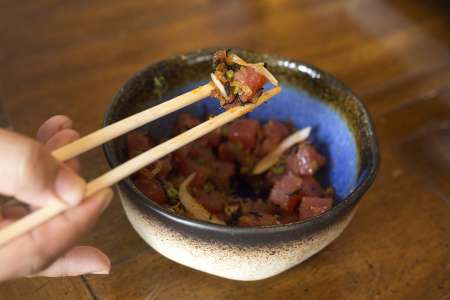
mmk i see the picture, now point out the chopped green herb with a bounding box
[152,76,167,98]
[271,164,286,175]
[166,186,178,200]
[226,70,234,80]
[233,85,239,95]
[154,77,162,88]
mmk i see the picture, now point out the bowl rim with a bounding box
[103,48,380,235]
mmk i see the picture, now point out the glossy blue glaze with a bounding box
[144,82,358,201]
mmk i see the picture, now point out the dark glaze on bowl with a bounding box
[103,49,379,281]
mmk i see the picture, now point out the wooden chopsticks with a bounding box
[0,85,281,247]
[53,83,214,162]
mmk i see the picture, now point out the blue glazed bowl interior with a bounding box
[142,81,358,202]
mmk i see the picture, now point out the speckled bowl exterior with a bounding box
[103,49,379,281]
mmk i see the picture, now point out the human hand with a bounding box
[0,116,112,281]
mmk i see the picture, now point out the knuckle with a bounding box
[45,129,80,151]
[18,142,55,193]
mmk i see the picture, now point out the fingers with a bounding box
[0,188,113,281]
[31,246,110,277]
[37,116,80,172]
[44,129,80,151]
[0,116,113,281]
[44,129,81,172]
[0,129,85,207]
[36,116,73,143]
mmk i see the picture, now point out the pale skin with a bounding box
[0,115,112,282]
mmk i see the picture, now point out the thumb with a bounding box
[0,129,86,207]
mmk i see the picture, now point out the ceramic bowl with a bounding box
[103,49,379,281]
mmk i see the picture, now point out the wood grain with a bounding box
[0,277,93,300]
[0,0,449,299]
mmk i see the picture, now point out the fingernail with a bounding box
[59,118,73,130]
[54,166,86,206]
[99,188,113,213]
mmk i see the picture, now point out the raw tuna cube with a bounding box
[299,197,333,220]
[134,177,167,205]
[259,120,290,155]
[287,143,326,176]
[228,119,261,150]
[269,172,303,212]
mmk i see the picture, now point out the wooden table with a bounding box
[0,0,449,299]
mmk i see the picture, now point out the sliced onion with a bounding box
[229,54,279,86]
[210,73,228,99]
[252,127,312,175]
[149,162,162,177]
[252,64,279,86]
[179,173,225,225]
[229,53,251,66]
[138,166,160,180]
